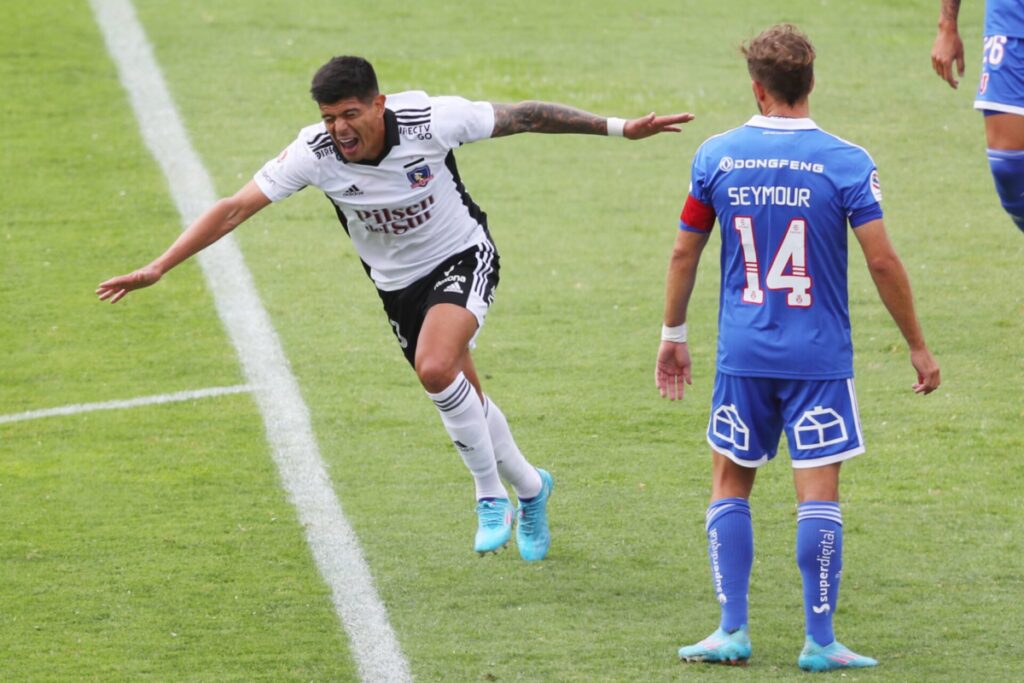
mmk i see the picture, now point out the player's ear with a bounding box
[751,80,766,110]
[372,93,386,116]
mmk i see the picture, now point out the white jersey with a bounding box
[254,91,495,290]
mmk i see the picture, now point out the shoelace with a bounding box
[477,502,509,528]
[518,500,540,534]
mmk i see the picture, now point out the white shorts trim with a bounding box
[707,436,769,468]
[974,101,1024,116]
[790,445,865,469]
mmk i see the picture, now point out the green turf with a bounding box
[0,3,355,681]
[3,0,1022,680]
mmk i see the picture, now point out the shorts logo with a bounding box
[719,156,735,172]
[407,165,433,188]
[712,404,749,451]
[435,264,468,294]
[794,406,848,450]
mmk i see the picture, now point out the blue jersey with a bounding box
[986,0,1024,38]
[680,116,883,380]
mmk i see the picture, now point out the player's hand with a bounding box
[96,264,163,304]
[655,340,692,400]
[910,346,940,395]
[931,28,965,89]
[625,112,695,140]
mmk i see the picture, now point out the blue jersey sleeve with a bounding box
[679,143,717,233]
[842,155,884,228]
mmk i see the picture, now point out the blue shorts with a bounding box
[706,373,865,469]
[975,35,1024,116]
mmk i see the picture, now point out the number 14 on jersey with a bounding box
[734,216,812,307]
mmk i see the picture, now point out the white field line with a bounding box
[0,385,252,425]
[88,2,413,681]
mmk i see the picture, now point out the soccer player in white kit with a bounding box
[97,56,694,561]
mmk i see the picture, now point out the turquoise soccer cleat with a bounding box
[678,626,752,665]
[515,469,553,561]
[474,498,513,555]
[797,637,878,672]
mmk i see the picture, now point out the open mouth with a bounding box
[337,136,359,155]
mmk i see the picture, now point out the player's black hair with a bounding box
[310,56,379,105]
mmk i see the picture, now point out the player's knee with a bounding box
[415,355,459,393]
[987,149,1024,231]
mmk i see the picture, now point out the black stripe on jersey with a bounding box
[394,106,431,114]
[306,132,332,149]
[327,194,351,237]
[444,150,488,231]
[326,194,374,279]
[395,116,430,125]
[403,157,426,169]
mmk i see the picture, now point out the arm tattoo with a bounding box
[491,101,607,138]
[940,0,961,22]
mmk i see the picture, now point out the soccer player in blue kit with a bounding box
[655,25,941,671]
[932,0,1024,232]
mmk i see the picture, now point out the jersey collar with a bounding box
[347,109,401,167]
[745,115,818,130]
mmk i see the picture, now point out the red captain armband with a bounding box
[679,194,716,232]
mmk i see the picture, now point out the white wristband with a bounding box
[661,323,688,343]
[606,117,626,137]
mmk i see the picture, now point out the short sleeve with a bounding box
[253,133,316,202]
[430,96,496,148]
[679,146,717,233]
[843,154,884,228]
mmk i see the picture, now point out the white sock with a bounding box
[483,396,542,500]
[427,373,507,500]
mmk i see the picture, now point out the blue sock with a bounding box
[797,501,843,647]
[705,497,753,632]
[987,149,1024,232]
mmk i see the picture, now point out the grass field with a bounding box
[2,0,1022,681]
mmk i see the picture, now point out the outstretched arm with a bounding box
[853,219,941,394]
[491,101,694,139]
[931,0,965,88]
[655,229,709,400]
[96,180,271,303]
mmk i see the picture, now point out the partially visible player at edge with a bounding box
[97,56,694,561]
[932,0,1024,232]
[655,25,940,671]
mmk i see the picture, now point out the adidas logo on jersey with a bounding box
[443,281,464,294]
[342,184,363,196]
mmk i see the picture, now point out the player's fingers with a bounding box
[956,53,965,77]
[943,62,959,88]
[109,289,127,304]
